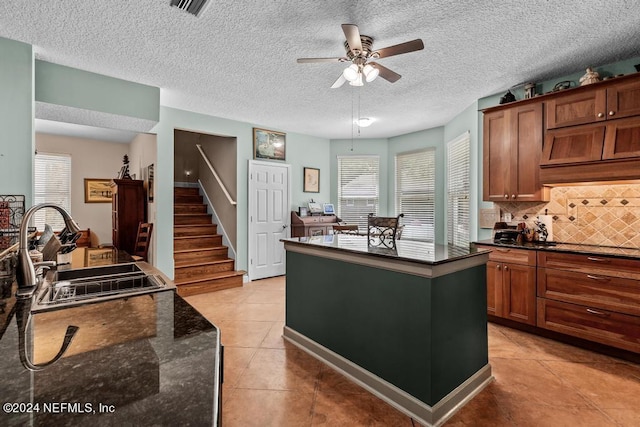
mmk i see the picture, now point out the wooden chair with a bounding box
[131,222,153,262]
[332,224,360,235]
[367,213,404,248]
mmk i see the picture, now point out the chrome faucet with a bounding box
[16,203,81,298]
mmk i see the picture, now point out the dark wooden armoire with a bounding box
[111,179,145,255]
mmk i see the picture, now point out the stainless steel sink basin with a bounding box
[56,263,143,281]
[32,263,171,312]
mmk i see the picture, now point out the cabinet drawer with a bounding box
[476,245,536,266]
[537,298,640,353]
[538,251,640,278]
[538,268,640,316]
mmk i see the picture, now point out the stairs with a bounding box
[174,187,244,297]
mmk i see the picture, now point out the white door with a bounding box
[248,161,290,280]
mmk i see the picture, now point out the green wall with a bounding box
[35,60,159,122]
[155,106,331,276]
[0,37,33,202]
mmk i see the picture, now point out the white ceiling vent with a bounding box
[170,0,210,17]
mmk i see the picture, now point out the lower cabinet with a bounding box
[479,246,537,325]
[537,251,640,353]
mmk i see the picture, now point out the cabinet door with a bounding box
[486,261,502,317]
[602,116,640,160]
[545,88,606,129]
[606,78,640,120]
[483,110,510,201]
[541,123,605,165]
[511,103,546,201]
[503,263,536,325]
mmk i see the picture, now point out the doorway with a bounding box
[248,160,290,280]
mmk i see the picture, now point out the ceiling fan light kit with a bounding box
[297,24,424,88]
[355,118,374,127]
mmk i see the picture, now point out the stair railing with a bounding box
[195,144,237,206]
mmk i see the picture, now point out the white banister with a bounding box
[195,144,237,206]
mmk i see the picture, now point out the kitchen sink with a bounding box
[56,263,143,281]
[32,263,171,312]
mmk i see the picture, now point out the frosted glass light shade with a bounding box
[363,64,379,82]
[343,64,359,82]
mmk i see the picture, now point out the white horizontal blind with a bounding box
[395,149,435,241]
[33,152,72,231]
[337,156,379,230]
[447,132,470,248]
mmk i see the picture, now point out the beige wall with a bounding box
[128,133,158,264]
[174,130,200,183]
[36,133,129,245]
[497,183,640,248]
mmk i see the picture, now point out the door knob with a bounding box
[282,224,288,229]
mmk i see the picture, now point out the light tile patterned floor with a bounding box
[185,276,640,426]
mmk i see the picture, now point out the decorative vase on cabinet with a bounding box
[111,179,145,255]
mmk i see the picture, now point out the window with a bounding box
[33,152,72,231]
[395,149,435,241]
[447,132,471,248]
[337,156,379,229]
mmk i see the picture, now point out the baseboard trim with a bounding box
[283,326,493,426]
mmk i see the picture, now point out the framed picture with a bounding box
[143,164,155,203]
[299,206,309,217]
[85,247,114,266]
[303,167,320,193]
[84,178,113,203]
[253,128,286,161]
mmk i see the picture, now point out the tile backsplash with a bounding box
[496,184,640,248]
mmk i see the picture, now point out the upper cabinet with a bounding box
[546,77,640,129]
[483,102,549,202]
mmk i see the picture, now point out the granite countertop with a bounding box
[0,260,220,426]
[474,239,640,260]
[283,235,488,265]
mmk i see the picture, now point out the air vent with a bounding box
[170,0,210,17]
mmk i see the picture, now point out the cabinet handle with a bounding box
[587,274,610,282]
[504,265,509,271]
[496,264,501,270]
[586,308,610,317]
[597,112,604,118]
[496,248,511,253]
[609,111,615,116]
[504,194,509,199]
[511,194,516,199]
[587,256,610,263]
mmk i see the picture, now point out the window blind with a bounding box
[447,132,471,248]
[337,155,379,230]
[34,152,72,231]
[395,149,435,241]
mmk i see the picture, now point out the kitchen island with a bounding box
[0,251,221,426]
[282,235,491,426]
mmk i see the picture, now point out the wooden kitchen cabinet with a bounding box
[537,251,640,353]
[111,179,145,255]
[545,76,640,130]
[478,245,537,325]
[483,102,549,202]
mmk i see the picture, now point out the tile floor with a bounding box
[185,276,640,426]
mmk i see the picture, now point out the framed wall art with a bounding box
[303,167,320,193]
[253,128,286,161]
[84,178,113,203]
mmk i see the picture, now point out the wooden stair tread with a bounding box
[174,270,245,285]
[175,258,234,268]
[174,234,220,240]
[174,246,227,254]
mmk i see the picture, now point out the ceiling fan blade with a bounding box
[297,57,349,63]
[331,74,347,89]
[374,39,424,59]
[342,24,362,54]
[371,62,401,83]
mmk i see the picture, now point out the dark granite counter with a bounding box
[0,262,220,426]
[474,239,640,260]
[284,235,487,265]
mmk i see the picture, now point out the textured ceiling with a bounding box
[1,1,639,140]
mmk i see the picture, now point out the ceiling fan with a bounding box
[297,24,424,88]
